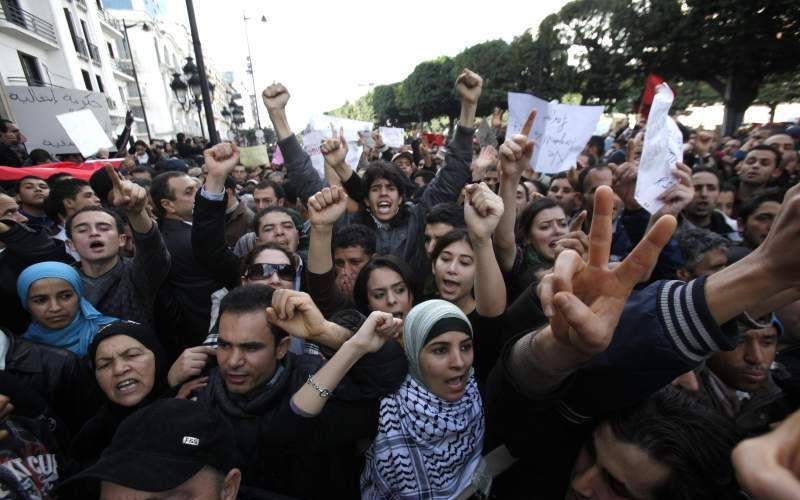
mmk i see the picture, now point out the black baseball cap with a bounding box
[61,399,239,494]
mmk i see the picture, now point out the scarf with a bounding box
[361,375,484,500]
[208,357,292,418]
[523,243,551,270]
[362,299,484,499]
[17,262,117,357]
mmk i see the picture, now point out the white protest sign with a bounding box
[379,127,404,148]
[308,114,373,142]
[634,84,683,213]
[300,130,325,180]
[56,109,114,157]
[506,92,603,174]
[7,86,112,156]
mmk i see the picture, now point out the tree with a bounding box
[754,72,800,123]
[622,0,800,134]
[509,17,578,103]
[372,83,415,126]
[402,56,460,124]
[452,39,518,115]
[328,91,375,122]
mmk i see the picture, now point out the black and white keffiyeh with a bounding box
[361,373,485,500]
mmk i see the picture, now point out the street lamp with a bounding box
[243,13,267,130]
[121,21,152,140]
[170,58,215,139]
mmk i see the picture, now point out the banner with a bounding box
[0,159,124,182]
[7,86,112,156]
[239,145,270,167]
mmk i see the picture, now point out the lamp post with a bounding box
[121,21,152,140]
[243,13,266,130]
[169,58,215,140]
[184,0,219,144]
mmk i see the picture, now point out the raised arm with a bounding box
[290,311,401,416]
[191,143,242,289]
[418,69,483,210]
[507,186,677,396]
[464,182,506,317]
[263,84,324,204]
[495,111,536,271]
[265,289,355,351]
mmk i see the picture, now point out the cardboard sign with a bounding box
[239,145,270,167]
[635,84,683,213]
[7,86,112,156]
[506,92,603,174]
[308,114,372,142]
[300,130,325,180]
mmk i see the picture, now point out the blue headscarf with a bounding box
[17,262,117,357]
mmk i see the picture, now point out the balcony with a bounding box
[76,0,87,10]
[75,36,89,60]
[0,0,58,48]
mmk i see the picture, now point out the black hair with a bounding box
[0,119,14,133]
[738,188,783,223]
[410,169,435,185]
[254,180,285,200]
[676,228,729,272]
[719,182,735,193]
[577,164,612,194]
[218,284,288,343]
[15,175,46,191]
[333,224,376,254]
[253,206,296,234]
[176,133,185,143]
[525,179,547,195]
[65,205,125,239]
[27,149,54,165]
[607,386,740,500]
[362,161,414,200]
[426,202,465,228]
[224,175,237,191]
[241,242,297,276]
[691,166,722,186]
[44,178,91,221]
[353,255,418,315]
[150,171,187,218]
[46,172,73,186]
[430,228,471,265]
[587,135,605,157]
[131,166,155,177]
[748,144,782,169]
[515,197,561,245]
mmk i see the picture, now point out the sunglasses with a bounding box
[244,263,295,281]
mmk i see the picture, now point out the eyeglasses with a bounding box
[244,262,295,281]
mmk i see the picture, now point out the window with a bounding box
[96,75,104,93]
[107,41,114,58]
[118,86,127,105]
[80,20,91,43]
[81,70,93,91]
[18,52,43,86]
[63,9,79,51]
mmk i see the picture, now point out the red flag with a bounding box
[638,74,665,119]
[0,158,124,182]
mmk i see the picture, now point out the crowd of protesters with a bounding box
[0,68,799,499]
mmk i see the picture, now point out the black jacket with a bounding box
[0,142,23,166]
[194,341,407,499]
[2,330,99,435]
[155,218,222,359]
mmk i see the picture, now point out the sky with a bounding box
[165,0,568,131]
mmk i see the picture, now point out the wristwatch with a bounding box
[306,375,331,399]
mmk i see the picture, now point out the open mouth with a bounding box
[226,373,248,384]
[116,379,139,393]
[445,374,466,390]
[441,279,460,294]
[376,201,393,215]
[89,241,105,251]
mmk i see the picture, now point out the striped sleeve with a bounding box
[657,276,738,363]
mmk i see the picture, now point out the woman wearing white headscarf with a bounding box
[288,299,484,500]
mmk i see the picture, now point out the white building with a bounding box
[0,0,135,134]
[105,2,235,142]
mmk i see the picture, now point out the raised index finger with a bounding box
[521,110,537,136]
[587,185,614,268]
[104,163,123,190]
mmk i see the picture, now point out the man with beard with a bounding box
[682,167,739,241]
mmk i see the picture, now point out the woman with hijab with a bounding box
[16,261,117,357]
[71,320,167,466]
[289,300,484,500]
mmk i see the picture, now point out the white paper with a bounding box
[379,127,404,148]
[55,109,113,157]
[308,114,373,142]
[300,130,325,180]
[8,86,112,155]
[506,92,603,174]
[635,84,683,213]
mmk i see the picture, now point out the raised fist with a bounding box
[262,83,290,112]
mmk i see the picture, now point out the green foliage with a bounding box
[328,91,375,122]
[402,57,459,123]
[373,83,415,126]
[452,39,519,114]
